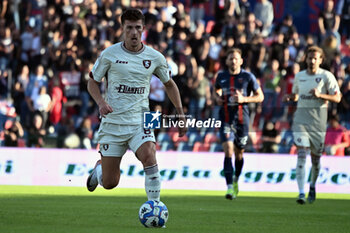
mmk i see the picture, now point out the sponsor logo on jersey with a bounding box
[116,85,145,94]
[143,60,151,69]
[300,94,317,100]
[115,59,128,64]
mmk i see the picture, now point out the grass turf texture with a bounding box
[1,186,349,233]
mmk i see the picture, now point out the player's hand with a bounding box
[178,116,187,137]
[234,90,245,104]
[309,88,321,98]
[282,94,291,102]
[98,101,113,118]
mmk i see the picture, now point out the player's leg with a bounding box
[222,141,234,199]
[135,141,160,201]
[233,146,244,197]
[232,124,248,198]
[308,153,320,203]
[219,123,235,200]
[295,146,309,204]
[293,125,311,204]
[307,133,324,203]
[87,143,126,191]
[130,127,159,201]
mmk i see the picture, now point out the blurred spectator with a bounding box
[76,117,93,149]
[3,118,24,147]
[269,32,288,68]
[318,0,341,47]
[262,59,282,121]
[190,0,206,23]
[321,35,338,71]
[236,0,251,24]
[324,115,350,156]
[20,25,34,65]
[50,77,64,126]
[56,116,75,148]
[213,0,238,24]
[246,34,265,77]
[0,27,14,71]
[26,65,48,111]
[27,113,46,147]
[339,75,350,125]
[244,12,260,41]
[253,0,274,37]
[260,120,281,153]
[0,69,8,99]
[280,63,300,122]
[207,35,222,75]
[188,21,209,67]
[337,0,350,43]
[274,14,297,42]
[26,0,46,32]
[33,86,52,128]
[188,66,212,120]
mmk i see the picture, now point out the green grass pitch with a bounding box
[0,186,349,233]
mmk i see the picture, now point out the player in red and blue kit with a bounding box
[214,48,264,199]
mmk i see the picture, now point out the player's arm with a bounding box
[163,79,187,137]
[309,88,342,103]
[214,87,224,105]
[87,74,113,117]
[235,87,264,104]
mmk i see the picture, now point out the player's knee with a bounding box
[102,179,119,189]
[139,144,156,166]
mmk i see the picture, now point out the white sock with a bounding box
[227,184,233,190]
[296,148,308,194]
[144,164,161,201]
[95,163,103,186]
[310,156,320,188]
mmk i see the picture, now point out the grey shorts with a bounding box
[97,122,155,157]
[292,124,325,156]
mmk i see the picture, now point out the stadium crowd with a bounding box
[0,0,350,155]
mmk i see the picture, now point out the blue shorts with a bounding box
[219,122,249,149]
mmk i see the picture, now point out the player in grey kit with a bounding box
[86,8,187,202]
[283,46,341,204]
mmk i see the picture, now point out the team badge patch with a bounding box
[143,60,151,69]
[315,77,321,83]
[102,144,109,151]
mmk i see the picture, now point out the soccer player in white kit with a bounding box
[86,8,187,202]
[283,46,341,204]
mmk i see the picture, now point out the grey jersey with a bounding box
[292,68,340,132]
[91,42,170,125]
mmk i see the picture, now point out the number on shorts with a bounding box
[144,129,151,134]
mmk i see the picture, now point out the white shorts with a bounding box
[292,124,325,156]
[97,122,155,157]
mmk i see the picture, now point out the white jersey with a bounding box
[91,42,171,125]
[292,68,340,132]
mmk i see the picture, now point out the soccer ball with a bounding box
[138,200,169,228]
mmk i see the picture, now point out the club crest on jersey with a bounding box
[102,144,109,151]
[315,77,321,83]
[143,60,151,69]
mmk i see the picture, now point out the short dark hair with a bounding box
[306,45,324,59]
[226,48,242,57]
[121,8,145,25]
